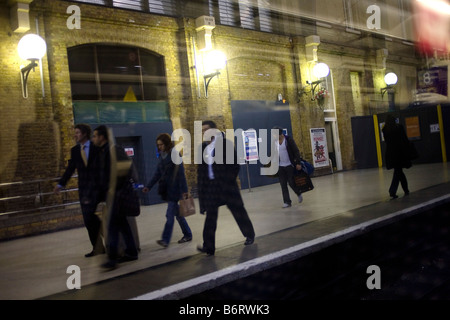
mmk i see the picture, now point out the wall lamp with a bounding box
[202,50,227,98]
[305,62,330,100]
[380,72,398,97]
[17,34,47,98]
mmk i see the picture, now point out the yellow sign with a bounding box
[123,86,137,102]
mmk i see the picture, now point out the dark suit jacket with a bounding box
[197,133,241,213]
[58,143,99,208]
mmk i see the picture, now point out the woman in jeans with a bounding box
[143,133,192,247]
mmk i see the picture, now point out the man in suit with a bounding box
[54,123,105,257]
[197,120,255,256]
[92,125,139,270]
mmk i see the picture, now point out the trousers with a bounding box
[389,167,409,196]
[278,165,301,205]
[202,193,255,255]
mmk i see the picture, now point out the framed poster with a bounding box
[242,129,259,162]
[405,116,421,140]
[310,128,329,168]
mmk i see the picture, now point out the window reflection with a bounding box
[68,44,167,101]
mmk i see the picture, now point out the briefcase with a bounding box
[294,170,314,193]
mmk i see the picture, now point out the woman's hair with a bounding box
[156,133,173,150]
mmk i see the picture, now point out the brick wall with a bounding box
[0,0,425,238]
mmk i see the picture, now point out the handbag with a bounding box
[294,170,314,193]
[179,194,196,217]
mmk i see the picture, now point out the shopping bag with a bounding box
[179,195,196,217]
[294,170,314,193]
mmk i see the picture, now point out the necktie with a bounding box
[81,144,88,166]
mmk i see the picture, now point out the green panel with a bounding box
[73,102,99,124]
[144,101,170,122]
[72,101,170,124]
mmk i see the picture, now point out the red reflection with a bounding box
[413,0,450,55]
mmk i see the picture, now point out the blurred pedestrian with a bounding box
[382,114,411,199]
[92,125,139,270]
[54,123,104,258]
[142,133,193,248]
[272,126,303,208]
[197,120,255,256]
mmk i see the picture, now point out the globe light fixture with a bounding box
[313,62,330,79]
[381,72,398,111]
[381,72,398,97]
[306,62,330,100]
[18,34,47,98]
[203,50,227,98]
[384,72,398,86]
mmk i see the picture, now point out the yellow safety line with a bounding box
[373,114,383,168]
[437,104,447,163]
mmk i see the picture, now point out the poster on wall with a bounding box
[242,129,259,162]
[405,116,421,140]
[310,128,329,168]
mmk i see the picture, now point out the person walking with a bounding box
[382,114,411,199]
[197,120,255,256]
[92,125,140,270]
[272,126,304,208]
[142,133,193,248]
[54,123,105,258]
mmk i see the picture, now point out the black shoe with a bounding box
[244,237,254,245]
[85,249,105,258]
[101,260,117,270]
[404,191,410,196]
[156,240,168,248]
[118,255,138,263]
[178,236,193,244]
[197,245,214,256]
[390,194,398,200]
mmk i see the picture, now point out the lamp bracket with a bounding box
[306,79,325,101]
[381,85,394,98]
[20,59,38,99]
[203,70,220,98]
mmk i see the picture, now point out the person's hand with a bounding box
[142,187,150,193]
[295,164,302,171]
[182,192,188,199]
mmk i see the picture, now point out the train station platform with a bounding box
[1,162,449,300]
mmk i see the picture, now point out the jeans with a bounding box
[278,165,301,205]
[162,201,192,244]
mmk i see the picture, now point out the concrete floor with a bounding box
[0,162,449,300]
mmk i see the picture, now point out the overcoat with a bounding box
[382,123,412,170]
[146,151,188,202]
[197,133,242,213]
